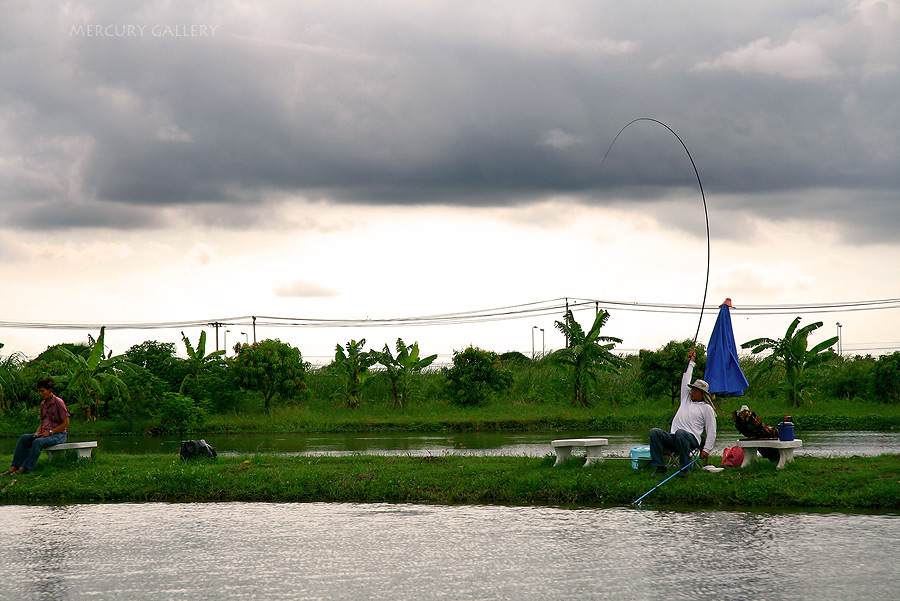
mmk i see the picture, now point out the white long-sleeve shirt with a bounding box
[670,361,717,454]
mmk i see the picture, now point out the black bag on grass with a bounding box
[180,439,217,461]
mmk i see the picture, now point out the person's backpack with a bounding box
[732,408,778,439]
[722,446,744,467]
[180,439,217,461]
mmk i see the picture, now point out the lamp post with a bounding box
[836,322,842,356]
[532,326,538,360]
[539,328,545,359]
[224,329,231,354]
[241,332,249,345]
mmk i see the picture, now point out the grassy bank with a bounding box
[2,452,898,511]
[4,393,899,439]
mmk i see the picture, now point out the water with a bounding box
[91,430,900,459]
[0,502,897,600]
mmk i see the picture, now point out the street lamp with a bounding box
[539,328,545,359]
[241,332,249,344]
[532,326,538,360]
[836,323,842,356]
[224,329,231,354]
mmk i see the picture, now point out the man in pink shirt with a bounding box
[3,377,70,475]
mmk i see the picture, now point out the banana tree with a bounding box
[0,343,26,413]
[333,339,377,409]
[549,309,626,407]
[56,327,137,421]
[373,338,437,408]
[741,317,839,405]
[179,331,226,394]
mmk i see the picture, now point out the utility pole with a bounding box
[208,321,225,351]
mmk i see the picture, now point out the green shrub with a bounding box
[444,347,512,407]
[822,356,875,402]
[872,352,900,403]
[151,392,207,434]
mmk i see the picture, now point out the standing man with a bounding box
[648,348,716,477]
[2,378,70,476]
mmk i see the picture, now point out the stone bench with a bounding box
[737,439,802,469]
[551,438,608,466]
[44,441,98,461]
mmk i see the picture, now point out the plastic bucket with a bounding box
[630,446,651,469]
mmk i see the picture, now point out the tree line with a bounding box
[1,311,899,433]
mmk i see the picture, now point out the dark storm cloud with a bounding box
[9,200,166,231]
[1,1,898,240]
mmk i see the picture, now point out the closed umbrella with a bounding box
[705,298,749,397]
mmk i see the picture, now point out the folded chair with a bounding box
[664,435,705,470]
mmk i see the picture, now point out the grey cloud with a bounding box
[1,1,898,243]
[8,200,166,231]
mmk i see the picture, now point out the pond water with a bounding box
[90,430,900,459]
[0,502,897,600]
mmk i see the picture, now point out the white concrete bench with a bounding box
[44,441,98,461]
[551,438,608,466]
[737,439,802,469]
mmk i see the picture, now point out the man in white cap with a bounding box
[648,348,717,477]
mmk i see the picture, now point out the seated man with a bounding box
[648,348,716,477]
[2,377,70,476]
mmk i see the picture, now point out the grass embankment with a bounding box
[5,395,897,439]
[2,452,898,510]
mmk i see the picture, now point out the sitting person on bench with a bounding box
[2,378,70,476]
[648,348,717,477]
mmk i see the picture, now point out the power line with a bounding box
[2,296,900,331]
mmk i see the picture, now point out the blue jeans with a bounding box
[11,432,67,472]
[649,428,698,470]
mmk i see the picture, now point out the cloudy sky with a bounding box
[1,0,899,363]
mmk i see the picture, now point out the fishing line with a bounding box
[598,118,711,345]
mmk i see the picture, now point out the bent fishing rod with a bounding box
[632,456,702,506]
[598,118,711,346]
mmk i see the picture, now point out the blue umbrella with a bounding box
[705,299,749,397]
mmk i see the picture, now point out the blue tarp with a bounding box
[705,303,749,397]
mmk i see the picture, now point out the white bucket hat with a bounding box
[688,379,713,403]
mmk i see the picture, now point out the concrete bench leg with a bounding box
[553,447,573,466]
[584,447,605,466]
[46,447,95,461]
[776,448,794,469]
[740,449,758,468]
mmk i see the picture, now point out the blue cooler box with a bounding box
[631,446,651,469]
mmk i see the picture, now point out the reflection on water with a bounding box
[92,430,900,459]
[0,503,898,601]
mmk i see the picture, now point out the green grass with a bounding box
[2,451,898,511]
[3,392,898,438]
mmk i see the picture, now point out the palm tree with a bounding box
[550,309,626,406]
[741,317,839,405]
